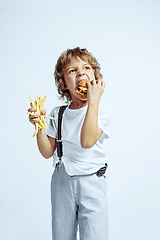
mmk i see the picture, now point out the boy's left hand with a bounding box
[87,79,105,105]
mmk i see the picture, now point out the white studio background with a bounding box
[0,0,160,240]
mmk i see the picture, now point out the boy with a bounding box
[28,47,111,240]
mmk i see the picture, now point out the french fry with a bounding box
[28,94,54,137]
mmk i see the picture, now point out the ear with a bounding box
[60,77,68,90]
[63,86,68,90]
[63,80,68,90]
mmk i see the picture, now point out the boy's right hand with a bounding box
[28,107,47,125]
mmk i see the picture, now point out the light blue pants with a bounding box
[51,162,109,240]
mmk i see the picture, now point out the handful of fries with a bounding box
[27,94,54,137]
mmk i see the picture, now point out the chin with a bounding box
[76,90,87,100]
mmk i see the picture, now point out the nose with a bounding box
[77,68,85,76]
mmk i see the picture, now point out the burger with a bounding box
[75,80,90,99]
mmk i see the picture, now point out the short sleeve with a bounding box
[45,106,60,139]
[98,105,111,139]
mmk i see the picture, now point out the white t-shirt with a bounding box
[46,104,111,176]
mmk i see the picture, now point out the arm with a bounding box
[37,130,56,159]
[80,80,105,149]
[28,107,56,158]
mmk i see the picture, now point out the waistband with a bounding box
[55,161,108,177]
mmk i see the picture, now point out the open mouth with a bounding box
[75,80,90,98]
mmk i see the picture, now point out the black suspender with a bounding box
[56,105,67,161]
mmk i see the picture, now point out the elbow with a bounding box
[81,145,92,149]
[41,154,51,159]
[39,145,55,159]
[80,140,95,149]
[81,143,88,149]
[40,151,54,159]
[43,155,51,159]
[80,134,98,149]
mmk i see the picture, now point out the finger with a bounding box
[28,107,37,112]
[41,109,47,115]
[87,80,92,85]
[90,79,96,85]
[96,79,102,85]
[29,113,39,122]
[29,116,40,124]
[32,118,40,123]
[30,102,37,107]
[101,81,105,87]
[29,113,39,119]
[101,82,105,93]
[86,81,91,89]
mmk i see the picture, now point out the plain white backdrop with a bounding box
[0,0,160,239]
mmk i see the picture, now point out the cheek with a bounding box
[64,76,71,87]
[91,72,96,80]
[87,70,95,80]
[91,69,96,79]
[65,77,75,89]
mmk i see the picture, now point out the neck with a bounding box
[69,100,88,109]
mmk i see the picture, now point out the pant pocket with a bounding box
[96,174,107,195]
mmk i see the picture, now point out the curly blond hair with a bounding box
[54,47,102,103]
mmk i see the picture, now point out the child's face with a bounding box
[63,56,95,101]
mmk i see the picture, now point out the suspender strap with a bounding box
[56,105,67,161]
